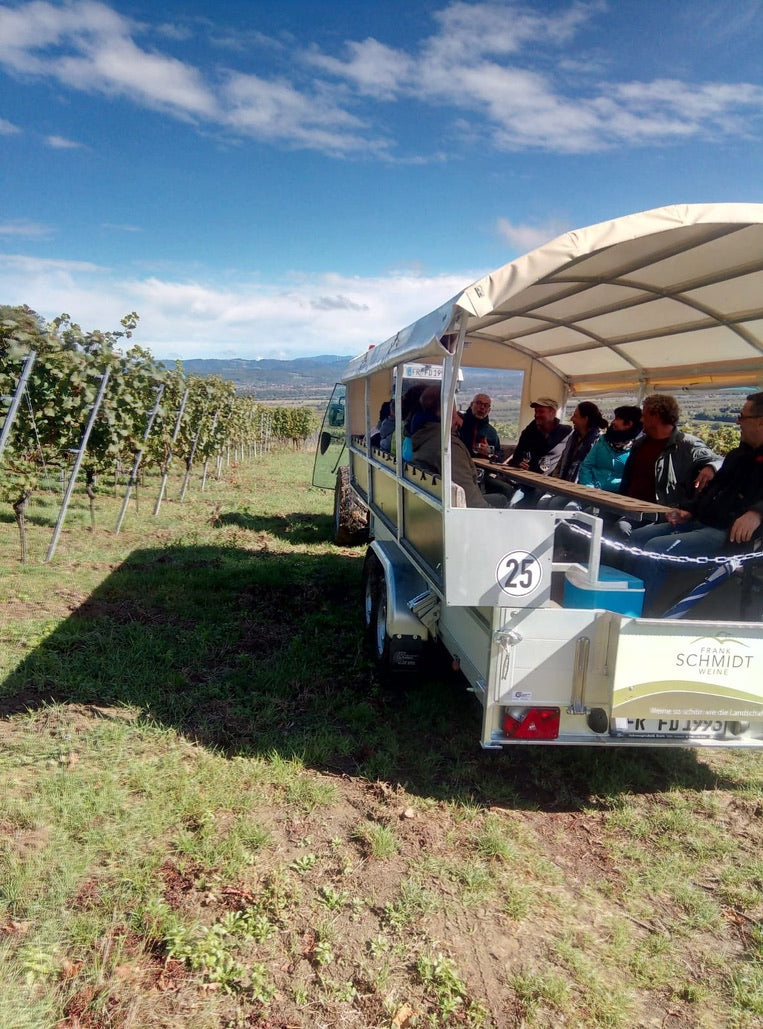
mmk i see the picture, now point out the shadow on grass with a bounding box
[219,509,335,545]
[0,544,732,810]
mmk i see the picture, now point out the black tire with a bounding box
[334,466,369,546]
[372,577,391,667]
[361,550,381,637]
[361,550,391,668]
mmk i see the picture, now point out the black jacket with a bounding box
[688,443,763,530]
[620,428,719,506]
[509,419,572,473]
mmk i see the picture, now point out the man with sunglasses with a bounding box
[627,391,763,611]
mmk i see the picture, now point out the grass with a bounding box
[0,449,761,1026]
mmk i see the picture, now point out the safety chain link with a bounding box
[567,522,763,567]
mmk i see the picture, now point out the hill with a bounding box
[176,355,524,410]
[176,355,352,404]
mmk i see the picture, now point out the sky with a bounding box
[1,0,762,363]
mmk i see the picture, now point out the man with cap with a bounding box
[493,397,572,506]
[506,397,572,473]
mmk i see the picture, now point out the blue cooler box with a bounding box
[563,564,645,616]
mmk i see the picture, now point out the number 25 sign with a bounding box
[496,550,543,598]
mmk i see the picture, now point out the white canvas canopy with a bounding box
[343,203,763,399]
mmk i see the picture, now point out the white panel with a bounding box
[469,316,544,339]
[564,224,721,280]
[577,297,708,339]
[532,283,647,320]
[475,282,573,322]
[443,508,555,608]
[635,225,763,290]
[740,319,763,346]
[619,326,757,367]
[551,348,637,376]
[685,271,763,318]
[504,326,593,354]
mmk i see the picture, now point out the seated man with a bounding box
[507,397,572,472]
[458,393,502,459]
[411,385,506,508]
[627,391,763,613]
[499,396,572,505]
[616,393,718,532]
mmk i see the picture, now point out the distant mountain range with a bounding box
[174,354,524,406]
[177,355,353,391]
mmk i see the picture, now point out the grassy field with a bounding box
[0,450,761,1028]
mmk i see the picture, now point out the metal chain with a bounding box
[567,521,763,567]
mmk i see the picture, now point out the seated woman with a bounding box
[554,404,642,560]
[577,405,643,491]
[395,383,427,461]
[537,401,608,509]
[370,400,394,450]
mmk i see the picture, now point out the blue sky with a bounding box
[1,0,762,361]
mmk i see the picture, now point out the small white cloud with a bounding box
[155,21,194,43]
[45,134,85,149]
[0,116,20,134]
[0,252,100,271]
[102,223,143,233]
[305,38,414,100]
[0,219,55,239]
[222,69,386,154]
[496,218,569,252]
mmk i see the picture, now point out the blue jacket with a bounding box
[578,436,633,491]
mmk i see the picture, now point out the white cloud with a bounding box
[496,218,569,253]
[0,219,55,239]
[102,222,142,233]
[0,251,473,360]
[304,0,763,153]
[305,38,415,100]
[0,115,20,134]
[222,70,378,154]
[0,0,761,158]
[45,133,85,148]
[429,0,599,60]
[0,0,218,120]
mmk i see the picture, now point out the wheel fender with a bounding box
[366,540,432,642]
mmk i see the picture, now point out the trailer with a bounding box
[313,203,763,748]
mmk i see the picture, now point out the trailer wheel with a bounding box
[333,466,369,546]
[361,550,381,636]
[360,551,391,668]
[372,582,392,667]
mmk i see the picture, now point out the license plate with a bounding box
[611,717,728,739]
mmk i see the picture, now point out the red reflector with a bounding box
[503,707,560,740]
